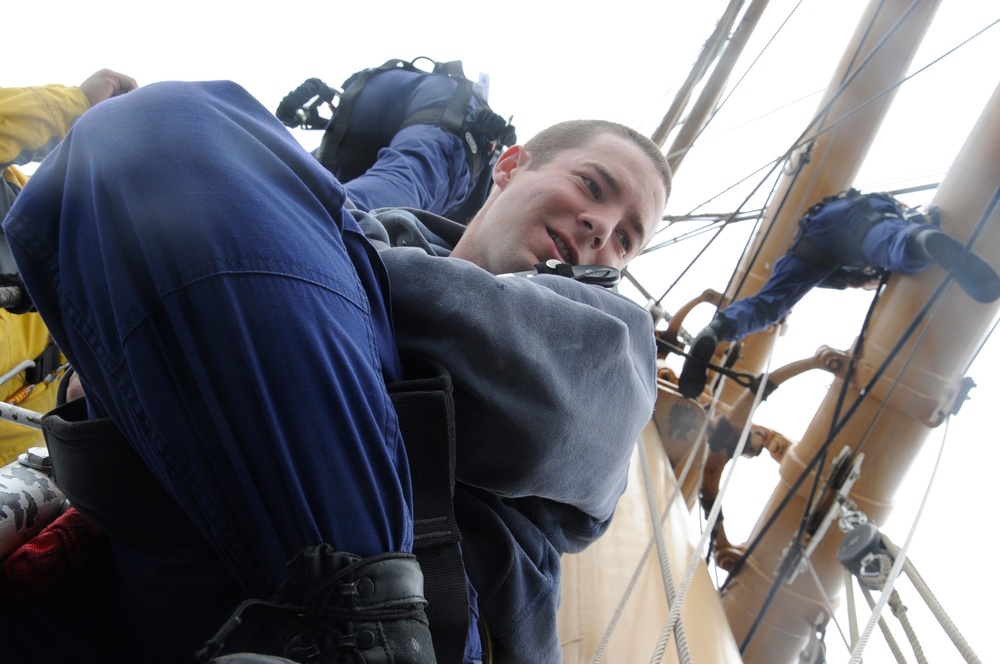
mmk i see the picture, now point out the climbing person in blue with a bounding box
[277,58,516,225]
[679,189,1000,399]
[3,79,670,663]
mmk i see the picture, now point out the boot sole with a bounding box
[924,233,1000,303]
[678,334,719,398]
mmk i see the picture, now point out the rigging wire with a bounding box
[651,0,904,232]
[805,560,853,653]
[728,185,1000,654]
[698,13,898,633]
[643,211,762,255]
[683,2,997,597]
[734,184,998,564]
[647,155,784,307]
[677,88,824,154]
[741,278,940,653]
[595,6,1000,660]
[719,0,917,316]
[640,7,999,311]
[808,381,975,661]
[664,0,809,167]
[721,16,1000,593]
[848,417,951,664]
[646,0,885,310]
[663,9,997,236]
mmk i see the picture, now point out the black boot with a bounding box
[201,546,437,664]
[909,228,1000,303]
[678,316,735,399]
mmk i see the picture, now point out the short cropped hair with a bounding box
[523,120,672,201]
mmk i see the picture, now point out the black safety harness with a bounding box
[786,188,941,290]
[40,359,473,662]
[277,57,516,224]
[786,188,891,289]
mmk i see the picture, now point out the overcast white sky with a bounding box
[8,0,999,661]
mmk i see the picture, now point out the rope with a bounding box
[588,394,712,664]
[649,353,774,663]
[641,10,1000,311]
[737,275,948,653]
[860,586,910,663]
[805,560,852,653]
[845,567,860,650]
[887,590,927,664]
[882,537,983,663]
[637,439,692,664]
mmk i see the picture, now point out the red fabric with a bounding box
[0,506,108,602]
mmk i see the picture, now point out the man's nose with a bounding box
[581,214,616,250]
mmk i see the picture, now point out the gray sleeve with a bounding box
[380,247,656,521]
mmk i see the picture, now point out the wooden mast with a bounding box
[650,0,744,149]
[557,2,996,662]
[713,0,943,408]
[664,0,772,174]
[725,75,1000,664]
[714,3,998,663]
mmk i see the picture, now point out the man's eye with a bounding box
[617,230,633,254]
[583,176,601,199]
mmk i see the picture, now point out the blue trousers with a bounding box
[4,81,415,653]
[327,67,477,219]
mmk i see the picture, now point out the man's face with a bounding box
[451,133,666,275]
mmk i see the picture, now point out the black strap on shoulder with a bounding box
[388,358,469,664]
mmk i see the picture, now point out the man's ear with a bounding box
[492,145,527,190]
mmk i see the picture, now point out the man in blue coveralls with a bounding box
[4,79,670,664]
[278,59,515,224]
[678,189,1000,398]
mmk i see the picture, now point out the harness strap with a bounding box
[43,360,472,662]
[786,188,894,288]
[431,60,474,136]
[315,67,380,172]
[388,358,469,664]
[42,398,199,543]
[315,56,512,210]
[787,235,838,270]
[23,343,61,386]
[318,57,451,171]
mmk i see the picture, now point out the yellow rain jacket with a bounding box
[1,83,90,464]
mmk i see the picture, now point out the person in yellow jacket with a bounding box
[1,68,136,464]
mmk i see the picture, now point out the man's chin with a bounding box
[493,255,543,276]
